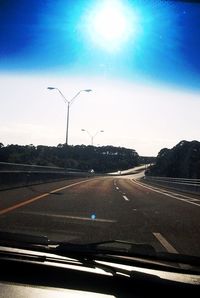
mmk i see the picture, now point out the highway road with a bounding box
[0,172,200,257]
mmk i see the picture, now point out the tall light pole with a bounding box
[47,87,92,145]
[81,129,104,146]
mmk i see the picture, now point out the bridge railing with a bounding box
[0,162,92,190]
[143,175,200,194]
[0,162,84,173]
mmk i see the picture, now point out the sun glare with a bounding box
[86,0,138,52]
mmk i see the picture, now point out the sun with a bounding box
[93,1,128,43]
[86,0,138,52]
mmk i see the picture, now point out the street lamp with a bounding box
[47,87,92,145]
[81,129,104,146]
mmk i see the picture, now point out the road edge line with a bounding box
[130,179,200,207]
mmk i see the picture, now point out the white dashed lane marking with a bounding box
[123,195,129,201]
[113,180,130,202]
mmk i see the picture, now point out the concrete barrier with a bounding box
[0,171,93,190]
[0,162,93,190]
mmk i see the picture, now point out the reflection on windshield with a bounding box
[0,0,200,263]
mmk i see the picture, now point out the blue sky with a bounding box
[0,0,199,89]
[0,0,200,155]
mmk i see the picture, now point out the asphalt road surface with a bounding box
[0,172,200,257]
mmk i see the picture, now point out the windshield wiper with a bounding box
[0,231,50,245]
[55,239,157,255]
[0,233,156,256]
[0,232,200,274]
[55,240,200,264]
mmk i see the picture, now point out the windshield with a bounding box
[0,0,200,265]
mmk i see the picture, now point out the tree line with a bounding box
[147,140,200,178]
[0,143,140,172]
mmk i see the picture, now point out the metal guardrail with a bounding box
[144,176,200,185]
[144,176,200,194]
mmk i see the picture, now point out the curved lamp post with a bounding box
[47,87,92,145]
[81,129,104,146]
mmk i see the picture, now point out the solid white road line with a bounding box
[131,179,200,207]
[153,233,178,254]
